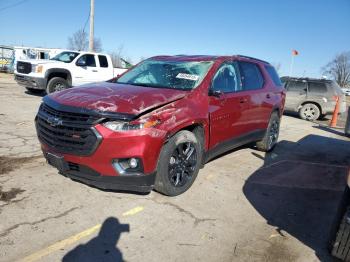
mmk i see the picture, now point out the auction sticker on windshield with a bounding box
[176,73,199,81]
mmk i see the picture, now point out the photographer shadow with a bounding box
[244,135,350,261]
[63,217,129,262]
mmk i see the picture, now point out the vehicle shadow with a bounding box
[243,135,350,261]
[313,125,346,137]
[62,217,129,262]
[24,90,46,97]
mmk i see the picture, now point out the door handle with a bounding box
[266,93,271,99]
[92,69,98,72]
[239,98,247,103]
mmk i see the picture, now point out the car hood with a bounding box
[48,82,188,116]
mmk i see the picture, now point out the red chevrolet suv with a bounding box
[35,55,285,196]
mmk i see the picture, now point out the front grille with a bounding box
[17,61,32,74]
[36,103,102,156]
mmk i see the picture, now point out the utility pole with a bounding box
[89,0,95,52]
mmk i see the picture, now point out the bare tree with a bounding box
[67,29,102,52]
[109,45,125,67]
[322,51,350,88]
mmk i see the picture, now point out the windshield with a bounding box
[50,51,79,63]
[116,59,213,90]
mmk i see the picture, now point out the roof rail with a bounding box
[281,76,332,82]
[236,55,270,65]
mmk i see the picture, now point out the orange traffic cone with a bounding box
[330,96,340,128]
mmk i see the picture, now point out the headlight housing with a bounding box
[102,119,160,132]
[32,65,43,73]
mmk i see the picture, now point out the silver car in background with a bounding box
[281,77,347,121]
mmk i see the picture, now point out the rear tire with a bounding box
[330,187,350,261]
[256,112,280,152]
[46,77,68,94]
[154,130,202,196]
[299,103,320,121]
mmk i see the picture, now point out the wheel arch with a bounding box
[164,121,208,156]
[299,101,323,115]
[45,69,72,86]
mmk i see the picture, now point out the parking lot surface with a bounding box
[0,73,349,262]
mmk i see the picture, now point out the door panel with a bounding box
[285,80,307,111]
[209,93,249,148]
[208,61,250,148]
[237,61,272,131]
[74,54,100,85]
[97,55,113,81]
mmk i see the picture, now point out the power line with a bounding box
[0,0,30,13]
[82,8,90,34]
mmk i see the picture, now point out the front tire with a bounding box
[46,77,68,94]
[256,112,280,152]
[299,103,320,121]
[154,130,202,196]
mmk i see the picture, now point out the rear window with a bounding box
[239,62,264,90]
[265,65,282,86]
[308,82,327,93]
[98,55,108,68]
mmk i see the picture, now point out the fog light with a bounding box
[112,158,143,176]
[129,158,138,168]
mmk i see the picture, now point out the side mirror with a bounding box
[209,89,223,98]
[76,60,86,67]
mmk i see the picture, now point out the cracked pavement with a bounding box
[0,73,349,262]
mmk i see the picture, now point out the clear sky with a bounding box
[1,0,349,77]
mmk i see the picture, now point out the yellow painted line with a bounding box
[19,224,101,262]
[122,206,144,216]
[19,206,144,262]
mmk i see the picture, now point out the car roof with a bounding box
[281,76,334,83]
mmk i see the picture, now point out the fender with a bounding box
[45,68,72,86]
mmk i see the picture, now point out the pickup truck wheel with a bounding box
[256,112,280,152]
[47,77,68,94]
[154,130,202,196]
[299,103,320,121]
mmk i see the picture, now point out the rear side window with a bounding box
[286,80,307,92]
[265,65,282,86]
[98,55,108,68]
[238,62,264,90]
[308,82,327,93]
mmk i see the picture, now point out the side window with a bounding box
[308,82,327,93]
[77,54,96,67]
[239,62,264,90]
[98,55,108,68]
[211,62,239,93]
[265,65,282,86]
[286,80,307,92]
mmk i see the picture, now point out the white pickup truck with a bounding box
[14,51,128,93]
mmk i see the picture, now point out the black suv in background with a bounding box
[281,77,346,121]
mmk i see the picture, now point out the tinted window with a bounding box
[77,54,96,67]
[286,80,307,91]
[98,55,108,68]
[265,65,282,86]
[211,62,239,93]
[239,62,264,90]
[308,82,327,93]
